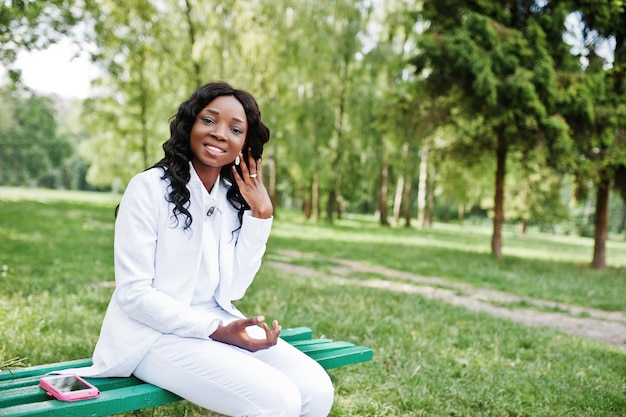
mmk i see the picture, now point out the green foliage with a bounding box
[415,3,567,134]
[0,88,78,187]
[2,1,625,263]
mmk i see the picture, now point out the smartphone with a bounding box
[39,374,100,402]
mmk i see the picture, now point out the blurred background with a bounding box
[1,0,625,268]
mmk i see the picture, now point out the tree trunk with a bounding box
[12,156,18,185]
[417,142,429,228]
[183,0,202,87]
[393,142,409,226]
[402,168,414,228]
[312,172,320,221]
[491,132,507,259]
[458,203,465,225]
[426,165,435,227]
[325,62,348,224]
[619,199,626,236]
[392,174,404,226]
[302,183,311,220]
[379,163,390,226]
[591,173,610,269]
[336,195,344,220]
[325,188,336,223]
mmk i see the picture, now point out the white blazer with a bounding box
[72,166,272,377]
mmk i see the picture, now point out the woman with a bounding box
[73,82,334,416]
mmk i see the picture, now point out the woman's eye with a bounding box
[231,127,243,135]
[202,117,215,124]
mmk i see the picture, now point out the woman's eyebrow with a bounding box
[204,108,246,124]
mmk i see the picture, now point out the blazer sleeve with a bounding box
[228,211,273,300]
[113,171,221,339]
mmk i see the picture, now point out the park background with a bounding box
[1,1,626,416]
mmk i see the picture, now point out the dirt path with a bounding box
[267,250,626,348]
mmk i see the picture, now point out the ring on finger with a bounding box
[249,174,257,179]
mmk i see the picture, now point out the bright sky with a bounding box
[12,38,99,99]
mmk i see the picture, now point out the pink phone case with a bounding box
[39,374,100,402]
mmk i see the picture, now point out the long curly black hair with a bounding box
[152,81,270,229]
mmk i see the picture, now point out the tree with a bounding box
[561,2,626,269]
[79,0,198,187]
[319,1,373,223]
[256,1,375,222]
[412,0,572,258]
[0,88,71,186]
[359,0,432,227]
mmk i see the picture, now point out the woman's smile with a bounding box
[204,144,227,155]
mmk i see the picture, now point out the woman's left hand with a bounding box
[232,149,273,219]
[210,316,281,352]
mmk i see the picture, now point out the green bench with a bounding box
[0,327,373,417]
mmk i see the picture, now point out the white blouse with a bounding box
[190,167,222,308]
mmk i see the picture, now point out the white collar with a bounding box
[189,162,222,215]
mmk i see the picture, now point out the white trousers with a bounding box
[133,315,334,417]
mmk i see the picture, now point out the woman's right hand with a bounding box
[210,316,281,352]
[232,150,273,219]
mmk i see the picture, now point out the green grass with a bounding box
[1,188,625,416]
[269,212,626,312]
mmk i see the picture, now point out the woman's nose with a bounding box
[212,123,227,140]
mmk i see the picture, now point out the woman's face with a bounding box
[189,95,248,170]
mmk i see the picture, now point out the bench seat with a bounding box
[0,327,373,417]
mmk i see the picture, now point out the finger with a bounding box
[246,148,256,169]
[230,317,251,332]
[231,153,251,188]
[261,323,279,346]
[234,316,261,332]
[231,156,244,184]
[253,158,263,181]
[261,322,271,336]
[246,148,259,179]
[272,319,280,332]
[266,322,280,344]
[238,151,251,178]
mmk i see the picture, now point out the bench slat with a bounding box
[276,326,313,342]
[309,346,374,369]
[0,377,147,409]
[0,360,92,383]
[293,340,355,354]
[0,327,372,417]
[0,384,180,417]
[0,386,49,410]
[288,338,333,347]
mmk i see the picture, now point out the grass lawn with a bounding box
[1,187,625,416]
